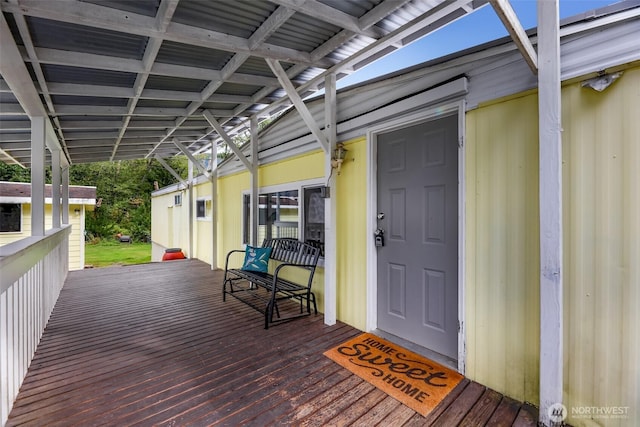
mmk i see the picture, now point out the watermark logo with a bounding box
[548,403,567,423]
[571,406,630,420]
[548,403,631,422]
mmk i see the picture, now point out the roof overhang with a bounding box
[0,0,502,166]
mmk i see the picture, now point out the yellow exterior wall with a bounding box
[465,92,541,404]
[66,205,86,270]
[194,182,214,265]
[335,137,368,330]
[217,171,248,265]
[151,188,190,256]
[214,146,369,330]
[465,65,640,423]
[0,203,87,270]
[561,67,639,426]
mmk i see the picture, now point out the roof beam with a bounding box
[1,12,67,161]
[147,2,294,159]
[265,58,330,154]
[111,0,180,161]
[489,0,538,74]
[2,0,334,67]
[154,155,187,187]
[202,110,253,172]
[0,147,26,168]
[172,138,210,178]
[269,0,379,38]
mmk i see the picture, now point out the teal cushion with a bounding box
[241,246,272,272]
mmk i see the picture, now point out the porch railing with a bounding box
[0,225,71,426]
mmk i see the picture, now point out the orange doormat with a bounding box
[324,333,463,416]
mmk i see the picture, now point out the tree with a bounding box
[69,157,188,241]
[2,156,188,242]
[0,163,32,182]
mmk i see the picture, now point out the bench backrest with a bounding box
[262,238,321,268]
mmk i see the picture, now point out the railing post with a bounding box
[52,149,62,228]
[31,117,46,237]
[62,166,70,225]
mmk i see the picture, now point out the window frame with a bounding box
[241,178,325,252]
[0,203,22,233]
[196,197,212,220]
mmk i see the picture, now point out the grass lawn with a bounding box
[85,240,151,268]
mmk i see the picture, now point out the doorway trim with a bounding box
[365,100,466,373]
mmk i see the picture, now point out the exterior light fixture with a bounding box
[331,143,348,175]
[581,71,622,92]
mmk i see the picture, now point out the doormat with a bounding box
[324,333,463,416]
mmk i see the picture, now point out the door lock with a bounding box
[374,228,385,247]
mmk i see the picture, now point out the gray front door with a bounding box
[376,114,458,360]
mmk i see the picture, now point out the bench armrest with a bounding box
[224,249,246,271]
[272,262,318,289]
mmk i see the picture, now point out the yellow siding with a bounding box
[151,191,173,249]
[466,65,640,423]
[151,189,190,256]
[335,138,368,330]
[217,171,248,266]
[561,67,639,426]
[258,151,324,185]
[0,204,86,270]
[214,147,369,329]
[465,92,541,404]
[67,205,85,270]
[194,182,214,265]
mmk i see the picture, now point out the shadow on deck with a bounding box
[7,260,538,426]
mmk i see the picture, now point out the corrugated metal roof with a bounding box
[0,0,500,165]
[3,0,634,167]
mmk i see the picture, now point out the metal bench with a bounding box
[222,238,321,329]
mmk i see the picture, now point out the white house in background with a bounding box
[0,181,96,270]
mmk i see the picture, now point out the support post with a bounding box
[62,165,69,225]
[188,160,194,259]
[324,73,337,326]
[538,0,563,424]
[250,117,259,246]
[31,116,46,236]
[210,141,218,269]
[51,149,61,228]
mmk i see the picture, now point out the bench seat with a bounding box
[223,238,321,329]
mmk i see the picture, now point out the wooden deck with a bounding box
[7,260,538,426]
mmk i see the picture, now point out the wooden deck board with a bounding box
[7,260,538,426]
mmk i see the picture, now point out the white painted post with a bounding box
[250,117,259,246]
[188,160,194,259]
[324,73,337,326]
[62,166,69,225]
[30,117,46,236]
[538,0,564,425]
[210,141,218,269]
[51,149,61,228]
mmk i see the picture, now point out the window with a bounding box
[174,194,182,206]
[303,187,325,256]
[196,198,212,219]
[243,184,325,256]
[0,203,21,232]
[243,190,299,244]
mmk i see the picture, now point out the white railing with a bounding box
[0,225,71,426]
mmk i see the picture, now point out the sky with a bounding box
[337,0,622,88]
